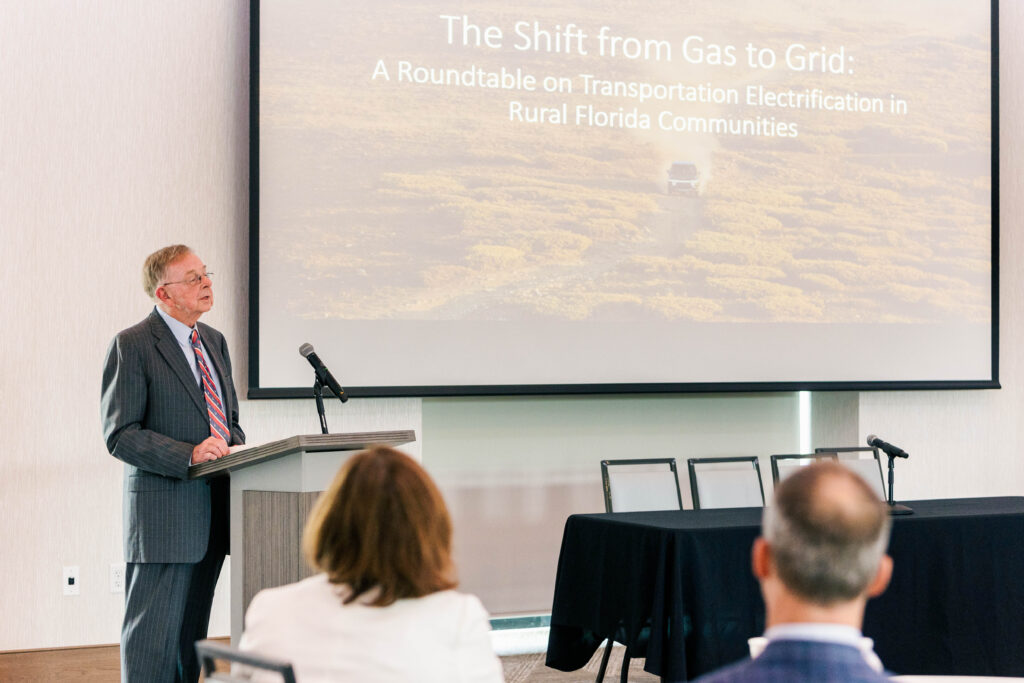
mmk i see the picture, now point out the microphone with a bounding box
[299,343,348,402]
[866,434,908,459]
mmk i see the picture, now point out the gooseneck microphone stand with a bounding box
[886,455,913,515]
[313,378,330,435]
[301,343,348,434]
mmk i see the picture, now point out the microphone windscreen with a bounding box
[299,343,315,358]
[866,434,878,446]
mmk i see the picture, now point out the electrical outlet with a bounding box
[63,566,80,596]
[110,563,125,593]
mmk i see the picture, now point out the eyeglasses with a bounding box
[161,272,213,288]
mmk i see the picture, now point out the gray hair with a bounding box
[142,244,192,299]
[763,462,891,605]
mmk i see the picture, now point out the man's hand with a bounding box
[191,436,230,465]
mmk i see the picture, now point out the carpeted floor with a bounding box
[501,646,659,683]
[0,639,658,682]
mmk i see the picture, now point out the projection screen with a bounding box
[250,0,998,397]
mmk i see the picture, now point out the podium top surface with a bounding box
[188,430,416,479]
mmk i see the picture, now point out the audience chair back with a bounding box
[687,456,765,510]
[196,639,297,683]
[815,446,888,500]
[769,452,838,488]
[601,458,684,513]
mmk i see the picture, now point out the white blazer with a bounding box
[238,574,505,683]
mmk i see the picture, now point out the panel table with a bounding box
[546,497,1024,681]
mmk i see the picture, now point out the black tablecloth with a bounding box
[545,497,1024,681]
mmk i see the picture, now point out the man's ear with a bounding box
[866,554,893,598]
[752,537,771,580]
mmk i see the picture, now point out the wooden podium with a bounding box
[190,430,417,642]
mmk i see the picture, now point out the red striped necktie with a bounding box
[190,329,231,443]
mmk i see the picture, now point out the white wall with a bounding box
[0,0,1020,651]
[1,1,249,651]
[0,2,418,650]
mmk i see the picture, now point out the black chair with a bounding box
[687,456,765,509]
[815,446,887,500]
[600,458,684,513]
[769,452,838,487]
[195,639,297,683]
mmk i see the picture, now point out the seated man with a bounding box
[695,461,893,682]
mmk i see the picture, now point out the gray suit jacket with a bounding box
[101,308,244,564]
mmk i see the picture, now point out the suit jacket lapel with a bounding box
[148,310,208,419]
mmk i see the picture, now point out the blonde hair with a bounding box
[303,446,457,606]
[142,244,192,299]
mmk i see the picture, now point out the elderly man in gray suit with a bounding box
[102,245,244,683]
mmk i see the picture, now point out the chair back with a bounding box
[195,639,297,683]
[601,458,684,513]
[769,452,838,487]
[687,457,765,509]
[815,446,887,500]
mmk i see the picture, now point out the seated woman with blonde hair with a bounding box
[237,446,504,682]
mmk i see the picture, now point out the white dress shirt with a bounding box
[749,623,884,672]
[155,306,225,408]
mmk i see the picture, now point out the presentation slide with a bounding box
[254,0,994,394]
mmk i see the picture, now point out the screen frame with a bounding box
[246,0,1000,399]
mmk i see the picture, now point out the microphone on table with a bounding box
[299,343,348,403]
[866,434,908,459]
[867,435,913,515]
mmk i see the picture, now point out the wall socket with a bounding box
[110,563,126,593]
[63,565,80,596]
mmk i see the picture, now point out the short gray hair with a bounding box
[764,462,891,605]
[142,245,192,299]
